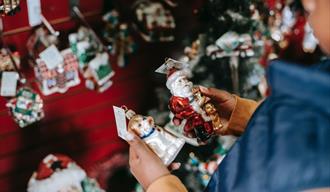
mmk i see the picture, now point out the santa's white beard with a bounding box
[171,84,193,98]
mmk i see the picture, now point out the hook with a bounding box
[40,14,60,37]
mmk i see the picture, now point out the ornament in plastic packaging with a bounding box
[113,106,185,165]
[27,154,105,192]
[6,87,44,128]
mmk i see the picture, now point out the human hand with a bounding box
[127,133,170,190]
[199,86,237,135]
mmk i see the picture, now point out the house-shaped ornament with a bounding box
[34,46,80,95]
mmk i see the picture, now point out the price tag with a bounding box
[27,0,42,27]
[39,45,64,70]
[155,58,189,74]
[1,72,19,97]
[155,63,168,74]
[113,106,131,141]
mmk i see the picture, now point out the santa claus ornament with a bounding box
[113,106,185,165]
[27,154,104,192]
[156,58,223,142]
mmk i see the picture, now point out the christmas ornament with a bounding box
[102,10,120,44]
[156,58,223,142]
[102,11,138,67]
[113,24,137,68]
[26,27,59,60]
[0,0,20,16]
[113,106,185,165]
[0,48,20,71]
[184,152,224,187]
[181,34,207,70]
[6,87,44,128]
[69,27,114,92]
[27,154,104,192]
[34,46,80,95]
[133,0,175,42]
[206,31,255,59]
[206,31,256,94]
[83,52,114,92]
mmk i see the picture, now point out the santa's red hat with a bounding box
[27,154,86,192]
[164,58,191,90]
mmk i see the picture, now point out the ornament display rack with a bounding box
[0,0,154,191]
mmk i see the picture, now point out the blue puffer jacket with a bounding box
[205,59,330,192]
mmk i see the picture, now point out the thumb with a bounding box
[127,132,151,156]
[199,86,233,103]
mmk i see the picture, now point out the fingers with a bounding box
[127,132,156,161]
[168,162,181,171]
[199,86,233,103]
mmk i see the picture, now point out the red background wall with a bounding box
[0,0,151,191]
[0,0,203,191]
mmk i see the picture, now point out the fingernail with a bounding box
[199,86,207,92]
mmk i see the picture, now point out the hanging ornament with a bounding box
[0,0,20,16]
[27,154,105,192]
[156,58,224,143]
[26,27,59,60]
[69,27,115,92]
[113,106,185,166]
[133,0,175,42]
[102,11,138,68]
[114,24,137,67]
[35,46,80,95]
[102,10,120,44]
[26,15,80,95]
[6,87,44,128]
[206,32,256,94]
[70,7,115,92]
[84,52,114,92]
[0,48,20,71]
[184,152,224,188]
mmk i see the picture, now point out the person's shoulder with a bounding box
[267,59,330,115]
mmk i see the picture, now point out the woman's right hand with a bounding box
[199,86,237,135]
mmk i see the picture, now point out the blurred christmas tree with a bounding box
[189,0,269,99]
[142,0,322,191]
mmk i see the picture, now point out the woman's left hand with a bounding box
[128,133,170,190]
